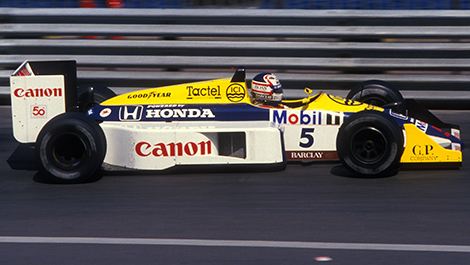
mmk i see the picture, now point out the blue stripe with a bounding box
[87,103,270,122]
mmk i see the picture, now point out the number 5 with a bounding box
[299,128,315,148]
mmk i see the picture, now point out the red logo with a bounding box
[31,105,47,118]
[136,140,212,157]
[13,88,63,98]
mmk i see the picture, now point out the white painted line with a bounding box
[1,236,470,253]
[315,256,333,262]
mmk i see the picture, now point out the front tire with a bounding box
[36,112,106,184]
[336,110,404,177]
[347,80,406,115]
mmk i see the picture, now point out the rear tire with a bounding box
[36,112,106,184]
[347,80,406,115]
[336,110,404,177]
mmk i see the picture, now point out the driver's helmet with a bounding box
[251,72,283,106]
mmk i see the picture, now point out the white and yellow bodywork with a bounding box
[10,61,463,172]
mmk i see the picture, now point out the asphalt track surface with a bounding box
[1,106,470,264]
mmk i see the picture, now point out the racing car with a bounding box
[10,60,463,183]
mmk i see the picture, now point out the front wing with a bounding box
[400,124,462,166]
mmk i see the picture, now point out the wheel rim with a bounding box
[350,127,387,164]
[51,133,87,170]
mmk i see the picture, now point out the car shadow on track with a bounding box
[7,143,287,184]
[329,164,399,179]
[8,143,403,183]
[7,143,104,184]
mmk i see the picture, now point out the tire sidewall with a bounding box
[337,111,404,176]
[36,112,106,183]
[347,80,406,115]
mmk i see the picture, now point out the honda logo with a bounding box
[119,106,143,121]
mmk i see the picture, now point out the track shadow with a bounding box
[330,164,399,178]
[7,143,286,184]
[7,144,104,184]
[31,170,104,184]
[7,143,38,171]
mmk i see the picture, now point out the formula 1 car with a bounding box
[10,61,463,183]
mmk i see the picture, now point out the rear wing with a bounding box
[10,61,77,143]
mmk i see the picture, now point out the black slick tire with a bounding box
[347,80,406,115]
[336,110,404,177]
[35,112,106,184]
